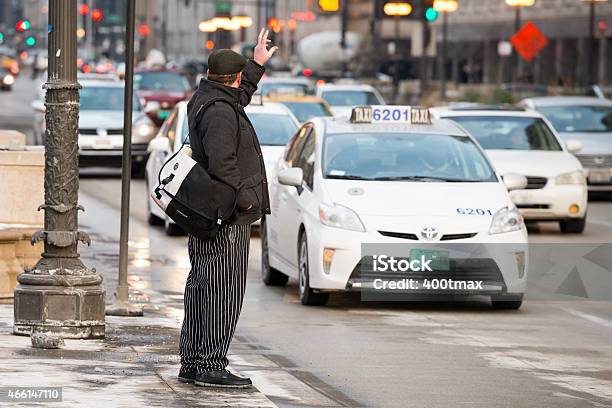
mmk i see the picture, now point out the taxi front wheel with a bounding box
[491,294,523,310]
[261,217,289,287]
[298,234,329,306]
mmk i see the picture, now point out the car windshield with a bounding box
[134,72,190,92]
[321,90,381,106]
[323,133,497,182]
[80,87,141,111]
[536,105,612,133]
[260,83,310,96]
[448,116,562,151]
[249,113,298,146]
[281,101,332,122]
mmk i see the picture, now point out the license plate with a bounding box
[588,169,611,184]
[94,137,113,149]
[409,249,450,271]
[158,110,170,120]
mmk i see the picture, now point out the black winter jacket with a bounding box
[187,60,270,225]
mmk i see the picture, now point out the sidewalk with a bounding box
[0,192,277,407]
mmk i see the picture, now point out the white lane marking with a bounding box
[563,308,612,329]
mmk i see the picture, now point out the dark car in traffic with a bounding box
[134,69,192,127]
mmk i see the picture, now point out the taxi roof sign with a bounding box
[350,106,431,125]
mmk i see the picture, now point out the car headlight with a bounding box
[489,207,524,235]
[319,203,365,232]
[3,74,14,85]
[133,120,155,139]
[555,170,585,185]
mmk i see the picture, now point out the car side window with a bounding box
[285,125,311,166]
[294,129,316,189]
[165,110,179,148]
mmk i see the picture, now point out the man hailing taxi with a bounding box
[178,29,277,388]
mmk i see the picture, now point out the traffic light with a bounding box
[79,4,89,15]
[25,35,36,47]
[319,0,339,12]
[0,32,4,43]
[91,9,103,22]
[16,19,31,32]
[138,24,150,37]
[424,6,439,22]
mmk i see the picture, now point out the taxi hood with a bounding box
[485,150,582,177]
[323,179,511,217]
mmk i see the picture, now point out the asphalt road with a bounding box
[5,75,612,407]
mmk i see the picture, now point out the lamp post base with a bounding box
[13,272,106,339]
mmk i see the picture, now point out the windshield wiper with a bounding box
[373,176,480,182]
[325,174,372,180]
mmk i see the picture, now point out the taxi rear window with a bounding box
[322,133,497,183]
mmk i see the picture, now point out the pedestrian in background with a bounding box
[178,29,278,388]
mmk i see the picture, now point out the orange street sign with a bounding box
[510,21,548,62]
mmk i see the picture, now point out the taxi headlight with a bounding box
[133,121,155,139]
[319,203,365,232]
[555,170,585,185]
[3,74,14,85]
[489,207,523,235]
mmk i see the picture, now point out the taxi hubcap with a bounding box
[299,240,308,295]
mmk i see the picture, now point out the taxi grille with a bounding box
[525,176,548,189]
[379,231,477,241]
[576,154,612,168]
[349,257,505,285]
[379,231,418,240]
[79,128,124,135]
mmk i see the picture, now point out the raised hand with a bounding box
[253,28,278,66]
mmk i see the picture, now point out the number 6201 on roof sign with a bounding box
[350,106,431,125]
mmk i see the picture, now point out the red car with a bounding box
[134,68,192,127]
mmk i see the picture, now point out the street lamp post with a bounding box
[13,0,105,339]
[582,0,609,85]
[506,0,535,83]
[433,0,458,101]
[383,2,413,103]
[106,0,142,317]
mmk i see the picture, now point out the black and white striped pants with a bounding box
[179,223,251,372]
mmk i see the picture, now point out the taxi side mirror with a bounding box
[278,167,303,187]
[502,173,528,191]
[566,140,582,154]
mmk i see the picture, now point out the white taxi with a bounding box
[146,100,299,235]
[433,106,588,234]
[262,106,529,309]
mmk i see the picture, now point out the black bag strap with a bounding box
[157,97,240,186]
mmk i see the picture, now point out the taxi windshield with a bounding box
[249,113,299,146]
[536,105,612,133]
[323,133,497,182]
[448,116,562,151]
[281,101,332,122]
[321,91,381,106]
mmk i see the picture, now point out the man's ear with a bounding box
[236,72,242,86]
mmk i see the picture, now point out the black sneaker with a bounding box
[194,369,253,389]
[178,368,197,383]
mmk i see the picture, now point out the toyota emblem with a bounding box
[420,227,439,241]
